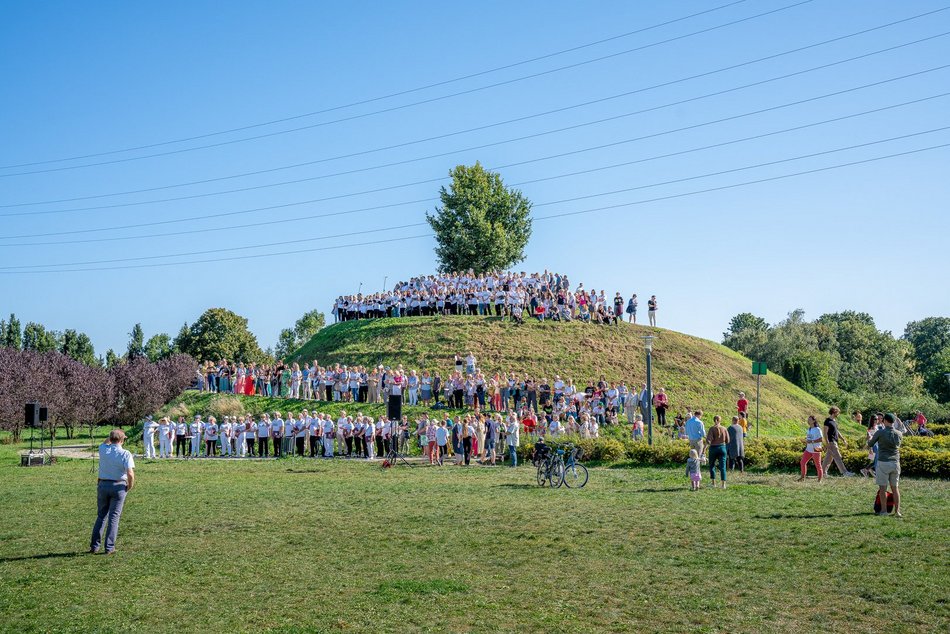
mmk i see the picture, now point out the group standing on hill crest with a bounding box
[331,270,657,326]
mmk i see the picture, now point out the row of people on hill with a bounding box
[198,357,690,426]
[332,269,658,326]
[142,409,558,465]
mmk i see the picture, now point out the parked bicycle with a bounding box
[560,444,589,489]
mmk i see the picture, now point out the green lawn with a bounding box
[1,448,947,633]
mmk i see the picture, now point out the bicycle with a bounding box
[536,450,563,488]
[560,444,589,489]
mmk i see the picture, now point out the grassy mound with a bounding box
[290,316,837,436]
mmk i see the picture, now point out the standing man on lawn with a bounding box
[90,430,135,555]
[868,413,903,517]
[686,410,707,465]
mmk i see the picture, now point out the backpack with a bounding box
[874,490,895,514]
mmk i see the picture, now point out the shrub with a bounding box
[901,449,950,478]
[594,438,626,462]
[206,394,246,418]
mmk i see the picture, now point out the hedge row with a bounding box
[519,435,950,478]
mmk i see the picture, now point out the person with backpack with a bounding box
[868,413,903,517]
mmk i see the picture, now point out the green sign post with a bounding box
[752,362,767,437]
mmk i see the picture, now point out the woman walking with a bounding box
[798,415,824,482]
[706,415,728,489]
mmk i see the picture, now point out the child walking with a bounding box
[686,449,702,491]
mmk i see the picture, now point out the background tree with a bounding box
[110,357,164,425]
[155,354,199,402]
[275,309,326,359]
[126,323,146,360]
[904,317,950,402]
[22,322,60,353]
[174,307,266,363]
[426,162,532,273]
[722,313,769,359]
[104,349,121,369]
[145,333,175,362]
[3,313,22,349]
[61,329,98,366]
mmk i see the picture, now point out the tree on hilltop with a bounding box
[426,163,532,273]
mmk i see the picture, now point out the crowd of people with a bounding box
[331,270,658,326]
[197,354,680,429]
[142,409,525,468]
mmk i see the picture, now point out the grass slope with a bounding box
[291,316,834,436]
[1,454,947,633]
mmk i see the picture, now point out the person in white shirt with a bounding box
[308,415,320,457]
[282,416,294,456]
[89,429,135,554]
[322,417,335,457]
[294,413,308,457]
[270,414,284,458]
[364,417,375,459]
[175,418,188,458]
[506,417,520,467]
[219,417,233,457]
[257,415,271,458]
[159,417,176,458]
[142,416,159,459]
[204,417,219,457]
[189,416,204,458]
[234,416,246,458]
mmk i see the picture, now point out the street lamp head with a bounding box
[641,335,655,352]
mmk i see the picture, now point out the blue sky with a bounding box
[1,0,948,356]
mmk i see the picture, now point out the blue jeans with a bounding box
[508,445,518,467]
[91,481,128,552]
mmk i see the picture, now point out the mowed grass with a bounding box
[0,452,947,634]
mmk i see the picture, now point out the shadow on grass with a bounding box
[0,551,85,563]
[632,487,684,493]
[494,483,538,490]
[753,512,869,520]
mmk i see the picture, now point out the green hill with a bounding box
[290,316,838,436]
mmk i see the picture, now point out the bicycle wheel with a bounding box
[537,463,547,487]
[562,463,589,488]
[549,458,564,488]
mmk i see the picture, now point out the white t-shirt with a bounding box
[144,421,159,436]
[805,427,823,453]
[257,421,270,438]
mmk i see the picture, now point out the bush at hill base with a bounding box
[517,435,949,478]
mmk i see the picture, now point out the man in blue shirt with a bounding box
[685,410,707,465]
[90,429,135,555]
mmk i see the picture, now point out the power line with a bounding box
[4,32,947,213]
[4,128,948,270]
[5,3,944,177]
[3,141,946,274]
[2,87,946,247]
[0,0,784,170]
[3,7,940,181]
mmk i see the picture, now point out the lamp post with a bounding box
[642,335,655,446]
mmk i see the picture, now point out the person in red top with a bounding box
[653,388,669,427]
[737,392,749,416]
[914,411,927,427]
